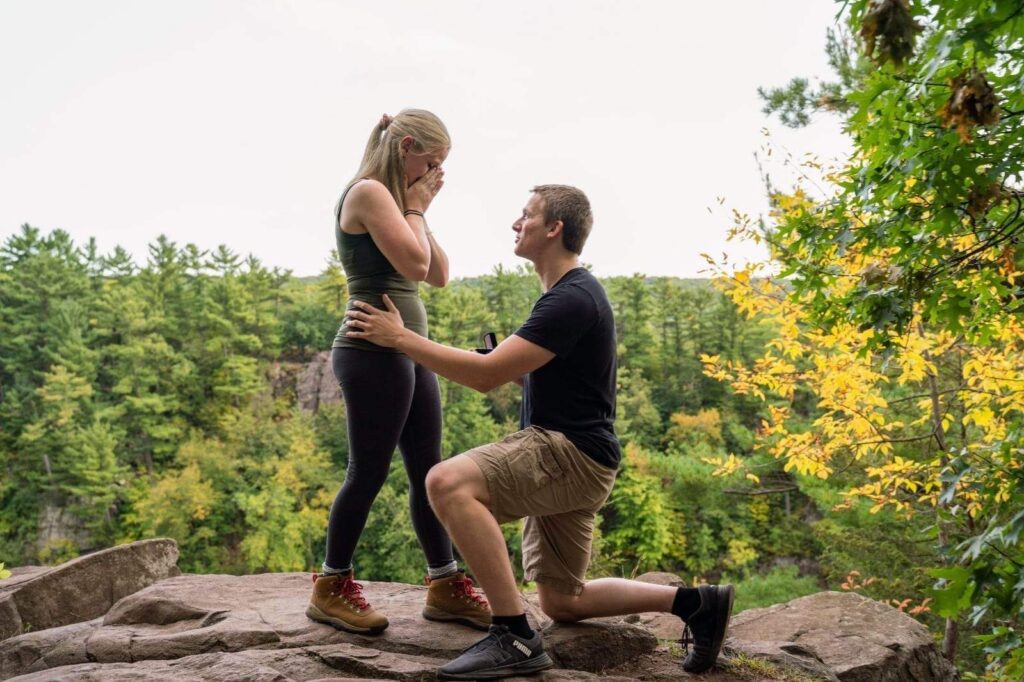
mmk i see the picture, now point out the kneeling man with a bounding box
[346,184,733,680]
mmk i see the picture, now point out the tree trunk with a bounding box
[920,322,959,662]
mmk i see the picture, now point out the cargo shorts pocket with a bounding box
[502,428,565,499]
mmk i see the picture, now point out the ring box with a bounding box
[474,331,497,354]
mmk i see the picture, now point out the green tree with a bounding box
[422,284,503,456]
[602,444,687,574]
[18,366,126,549]
[752,1,1024,674]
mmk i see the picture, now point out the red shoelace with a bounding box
[453,576,489,607]
[337,576,370,610]
[314,573,370,610]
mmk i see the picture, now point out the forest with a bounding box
[3,0,1023,678]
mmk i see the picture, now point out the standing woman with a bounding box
[307,110,491,634]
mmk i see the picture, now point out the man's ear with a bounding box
[546,220,564,240]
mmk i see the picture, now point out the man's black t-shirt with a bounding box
[514,267,621,468]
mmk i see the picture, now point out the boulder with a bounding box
[727,591,960,682]
[636,571,687,587]
[1,572,657,679]
[1,548,963,681]
[542,620,657,671]
[4,567,50,585]
[0,539,180,642]
[722,640,839,681]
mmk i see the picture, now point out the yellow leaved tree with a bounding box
[701,186,1024,668]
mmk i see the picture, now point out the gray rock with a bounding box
[0,620,98,676]
[543,620,658,672]
[1,572,656,679]
[0,539,180,642]
[723,640,839,681]
[7,641,444,681]
[727,591,960,682]
[36,505,91,555]
[621,611,682,640]
[635,571,686,587]
[3,567,49,586]
[296,351,341,413]
[2,556,962,682]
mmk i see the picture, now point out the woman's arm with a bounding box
[346,179,432,281]
[424,230,449,287]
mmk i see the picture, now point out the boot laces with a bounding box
[335,575,370,610]
[453,576,489,607]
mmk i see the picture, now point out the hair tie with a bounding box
[380,113,393,130]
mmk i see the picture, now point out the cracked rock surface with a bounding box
[0,542,959,681]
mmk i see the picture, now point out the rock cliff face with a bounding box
[296,350,342,413]
[0,542,959,681]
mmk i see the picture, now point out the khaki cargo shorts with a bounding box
[464,426,617,596]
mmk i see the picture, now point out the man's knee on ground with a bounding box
[537,585,584,623]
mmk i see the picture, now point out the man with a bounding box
[345,185,733,680]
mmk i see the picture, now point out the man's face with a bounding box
[512,193,549,258]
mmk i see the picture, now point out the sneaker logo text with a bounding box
[513,640,532,656]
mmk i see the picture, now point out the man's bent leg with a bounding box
[537,577,733,674]
[536,578,675,622]
[428,453,554,680]
[425,455,523,616]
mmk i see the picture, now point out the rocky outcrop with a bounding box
[0,543,961,681]
[296,350,341,412]
[0,539,180,642]
[726,591,960,682]
[0,573,658,680]
[268,352,342,413]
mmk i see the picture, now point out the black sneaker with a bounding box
[681,584,734,673]
[437,624,554,680]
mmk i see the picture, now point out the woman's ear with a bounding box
[400,135,415,153]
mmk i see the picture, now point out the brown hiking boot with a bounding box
[422,571,492,630]
[306,572,388,634]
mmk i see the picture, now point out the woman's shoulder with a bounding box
[339,179,397,235]
[345,178,394,206]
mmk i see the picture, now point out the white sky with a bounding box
[0,1,849,279]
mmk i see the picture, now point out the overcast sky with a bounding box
[0,1,849,279]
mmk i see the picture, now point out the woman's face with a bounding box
[403,144,448,187]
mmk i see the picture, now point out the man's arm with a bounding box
[345,296,553,393]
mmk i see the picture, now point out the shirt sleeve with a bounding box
[514,285,598,358]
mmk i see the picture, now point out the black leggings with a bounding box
[324,347,454,571]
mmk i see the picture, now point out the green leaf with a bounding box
[927,566,975,618]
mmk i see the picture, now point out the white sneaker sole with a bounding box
[438,652,554,680]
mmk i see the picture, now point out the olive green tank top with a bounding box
[331,183,428,352]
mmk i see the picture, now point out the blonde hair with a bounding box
[337,109,450,221]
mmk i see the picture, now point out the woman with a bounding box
[306,109,491,635]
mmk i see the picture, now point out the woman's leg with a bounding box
[323,348,415,572]
[397,362,455,571]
